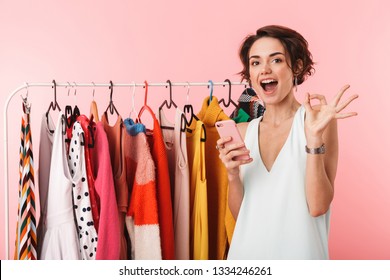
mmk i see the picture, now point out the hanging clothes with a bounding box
[68,122,99,260]
[77,115,100,232]
[157,110,175,210]
[197,96,235,260]
[36,113,55,258]
[145,113,175,260]
[92,122,120,260]
[232,108,250,123]
[124,118,162,260]
[186,117,208,260]
[229,87,265,122]
[101,113,128,259]
[40,113,81,259]
[158,109,190,260]
[14,102,37,260]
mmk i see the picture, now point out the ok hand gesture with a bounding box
[303,84,359,139]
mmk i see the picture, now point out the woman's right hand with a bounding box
[216,137,253,180]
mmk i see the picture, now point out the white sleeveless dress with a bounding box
[40,113,81,259]
[228,106,330,260]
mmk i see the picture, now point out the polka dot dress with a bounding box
[68,122,98,260]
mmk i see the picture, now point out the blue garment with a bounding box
[124,118,146,136]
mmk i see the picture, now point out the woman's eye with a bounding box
[250,61,259,66]
[272,58,282,63]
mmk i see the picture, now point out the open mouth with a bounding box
[261,79,278,92]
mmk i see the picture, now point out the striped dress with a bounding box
[14,102,37,260]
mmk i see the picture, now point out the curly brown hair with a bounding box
[239,25,315,86]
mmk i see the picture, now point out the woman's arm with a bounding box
[305,119,338,217]
[303,85,358,217]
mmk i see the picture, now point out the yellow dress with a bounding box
[197,96,235,259]
[187,119,208,260]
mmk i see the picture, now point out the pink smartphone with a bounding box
[215,120,250,160]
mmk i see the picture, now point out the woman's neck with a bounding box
[262,96,300,126]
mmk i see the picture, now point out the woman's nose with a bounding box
[261,63,271,75]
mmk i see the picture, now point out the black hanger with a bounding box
[207,80,214,105]
[183,103,206,142]
[159,80,177,131]
[219,79,238,109]
[65,105,73,129]
[65,84,83,142]
[73,83,81,118]
[180,113,187,133]
[178,112,205,144]
[73,105,80,118]
[159,80,177,111]
[80,128,94,148]
[104,81,119,116]
[86,123,95,148]
[46,80,62,133]
[183,103,198,127]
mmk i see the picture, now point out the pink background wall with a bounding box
[1,0,389,260]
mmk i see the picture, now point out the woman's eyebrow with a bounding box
[269,52,285,57]
[249,52,285,60]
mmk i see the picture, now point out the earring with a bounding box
[294,76,298,92]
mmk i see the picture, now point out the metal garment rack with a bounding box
[3,80,247,259]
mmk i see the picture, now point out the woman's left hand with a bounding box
[303,84,359,139]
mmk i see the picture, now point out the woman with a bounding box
[217,25,358,259]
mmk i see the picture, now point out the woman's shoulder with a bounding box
[237,116,261,139]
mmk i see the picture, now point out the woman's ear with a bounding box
[294,59,304,76]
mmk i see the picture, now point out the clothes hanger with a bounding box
[104,80,120,116]
[180,82,191,133]
[128,81,138,121]
[159,80,177,131]
[79,82,96,149]
[183,81,197,127]
[182,82,206,142]
[65,82,80,143]
[79,125,95,148]
[86,125,95,148]
[137,80,156,124]
[21,82,30,115]
[72,82,81,118]
[159,80,177,111]
[86,83,96,149]
[89,81,99,122]
[219,79,238,109]
[46,79,62,133]
[46,79,61,112]
[63,82,80,129]
[64,82,73,129]
[64,82,94,148]
[207,79,214,105]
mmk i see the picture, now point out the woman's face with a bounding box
[248,37,294,105]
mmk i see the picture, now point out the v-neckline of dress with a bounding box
[257,106,301,174]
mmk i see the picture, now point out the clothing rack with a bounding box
[3,80,247,259]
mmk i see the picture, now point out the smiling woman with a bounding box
[216,25,359,260]
[0,0,388,263]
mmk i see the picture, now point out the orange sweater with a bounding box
[146,114,175,260]
[124,119,161,259]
